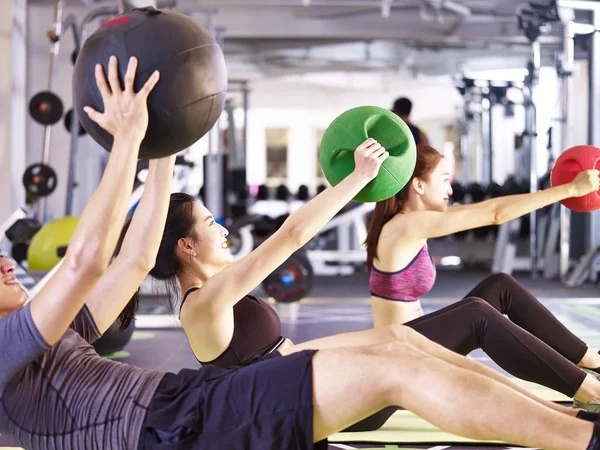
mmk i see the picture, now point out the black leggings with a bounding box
[345,273,588,432]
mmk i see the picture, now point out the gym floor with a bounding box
[2,269,599,449]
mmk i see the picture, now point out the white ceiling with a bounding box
[188,0,568,77]
[33,0,591,79]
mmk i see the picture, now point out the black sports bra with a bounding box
[180,287,284,368]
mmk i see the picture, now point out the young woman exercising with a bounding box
[364,144,600,412]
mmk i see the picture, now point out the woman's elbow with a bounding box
[113,249,156,273]
[63,244,106,279]
[491,208,503,225]
[283,224,306,250]
[135,253,157,273]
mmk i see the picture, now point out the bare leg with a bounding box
[577,375,600,403]
[310,341,594,449]
[580,349,600,369]
[283,325,577,416]
[397,325,580,416]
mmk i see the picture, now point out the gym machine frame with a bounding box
[556,1,600,287]
[492,1,595,281]
[456,76,544,275]
[490,19,541,277]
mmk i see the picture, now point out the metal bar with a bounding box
[527,40,540,277]
[204,23,225,221]
[45,0,64,96]
[565,8,600,286]
[460,90,470,183]
[200,12,221,158]
[558,0,600,11]
[572,23,595,35]
[242,81,249,167]
[204,0,429,5]
[560,20,575,279]
[488,94,493,183]
[65,108,80,216]
[63,15,81,54]
[63,16,83,217]
[208,118,221,156]
[480,93,491,185]
[42,0,64,164]
[198,0,511,16]
[223,99,239,167]
[589,8,600,249]
[38,0,65,223]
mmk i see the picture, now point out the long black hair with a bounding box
[116,193,198,330]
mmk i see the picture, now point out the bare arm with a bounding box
[419,130,430,146]
[394,170,599,241]
[29,56,160,345]
[188,139,389,314]
[85,155,176,333]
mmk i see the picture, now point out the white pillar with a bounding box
[0,0,27,222]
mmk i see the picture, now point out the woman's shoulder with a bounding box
[381,212,410,238]
[379,216,427,255]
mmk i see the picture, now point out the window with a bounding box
[266,128,288,180]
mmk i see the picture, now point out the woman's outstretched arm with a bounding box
[30,56,160,345]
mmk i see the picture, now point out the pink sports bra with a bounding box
[369,244,436,302]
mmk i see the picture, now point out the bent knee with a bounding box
[486,272,514,285]
[386,324,422,343]
[370,328,419,357]
[461,297,504,321]
[386,324,436,350]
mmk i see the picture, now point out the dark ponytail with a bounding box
[365,196,404,271]
[364,145,443,271]
[116,192,198,330]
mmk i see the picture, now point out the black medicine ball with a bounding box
[72,7,228,159]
